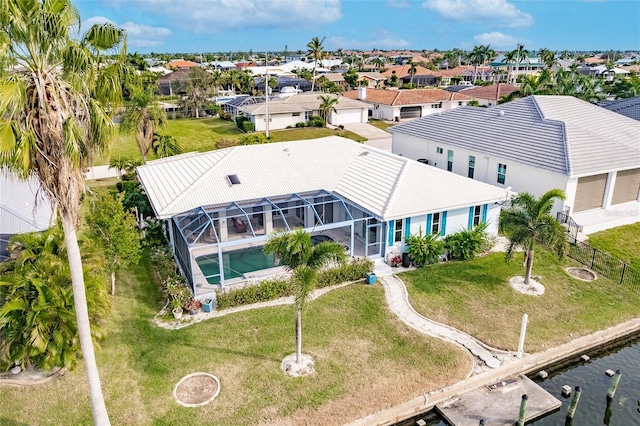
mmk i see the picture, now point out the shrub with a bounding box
[241,120,255,132]
[295,121,306,128]
[240,133,268,145]
[219,111,232,121]
[216,138,239,149]
[444,222,489,261]
[406,227,445,266]
[307,115,325,127]
[215,258,374,309]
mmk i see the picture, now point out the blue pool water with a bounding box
[196,247,276,284]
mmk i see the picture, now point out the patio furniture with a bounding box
[232,217,247,233]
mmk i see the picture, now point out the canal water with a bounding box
[397,333,640,426]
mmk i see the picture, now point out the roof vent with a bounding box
[227,174,241,185]
[499,110,505,116]
[359,151,370,157]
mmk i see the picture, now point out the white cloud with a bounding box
[83,16,171,47]
[329,31,410,50]
[473,32,518,48]
[423,0,533,28]
[106,0,342,33]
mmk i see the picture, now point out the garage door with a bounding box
[400,106,422,119]
[612,168,640,205]
[333,109,364,125]
[574,174,607,212]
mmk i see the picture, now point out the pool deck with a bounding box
[436,375,561,426]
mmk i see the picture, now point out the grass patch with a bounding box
[99,119,366,165]
[587,222,640,270]
[0,251,469,425]
[368,119,393,131]
[401,248,640,353]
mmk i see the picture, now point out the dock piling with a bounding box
[607,369,622,399]
[566,386,582,419]
[517,394,529,426]
[517,313,528,358]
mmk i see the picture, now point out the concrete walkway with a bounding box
[341,122,392,152]
[373,259,515,373]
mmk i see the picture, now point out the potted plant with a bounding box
[202,298,214,313]
[184,298,202,315]
[171,299,183,319]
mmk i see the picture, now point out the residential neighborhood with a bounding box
[1,1,640,426]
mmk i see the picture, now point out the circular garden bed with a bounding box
[173,372,220,407]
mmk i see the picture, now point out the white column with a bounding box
[264,205,273,234]
[603,171,617,209]
[218,210,228,241]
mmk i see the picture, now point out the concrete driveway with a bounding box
[342,122,392,152]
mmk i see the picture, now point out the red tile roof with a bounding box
[166,60,198,69]
[343,88,473,106]
[457,83,519,101]
[382,64,442,78]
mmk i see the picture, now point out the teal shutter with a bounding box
[468,206,474,228]
[482,204,488,223]
[404,217,411,239]
[426,214,432,234]
[388,220,394,246]
[441,211,448,237]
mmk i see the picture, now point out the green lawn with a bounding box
[0,252,469,425]
[401,249,640,353]
[587,222,640,270]
[368,118,394,131]
[100,118,366,165]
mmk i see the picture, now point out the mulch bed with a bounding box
[175,373,219,406]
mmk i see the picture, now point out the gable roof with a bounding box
[342,88,473,106]
[390,95,640,177]
[382,64,436,78]
[458,83,519,101]
[166,60,198,69]
[137,137,508,221]
[599,96,640,121]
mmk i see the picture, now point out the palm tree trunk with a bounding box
[311,65,317,92]
[296,309,302,364]
[61,214,111,426]
[111,271,116,296]
[524,249,534,285]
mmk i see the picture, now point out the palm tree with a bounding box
[120,88,167,163]
[479,45,496,81]
[539,48,557,70]
[152,133,182,158]
[514,43,530,81]
[407,59,417,86]
[318,95,338,126]
[263,229,347,365]
[469,46,484,82]
[307,36,326,91]
[504,50,518,84]
[499,189,568,285]
[0,2,129,423]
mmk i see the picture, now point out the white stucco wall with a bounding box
[330,108,368,125]
[392,133,571,214]
[251,112,303,131]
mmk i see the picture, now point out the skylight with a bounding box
[227,174,240,185]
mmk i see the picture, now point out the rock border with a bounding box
[281,353,315,377]
[565,267,597,282]
[509,276,545,296]
[173,372,220,408]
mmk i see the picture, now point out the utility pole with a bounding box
[265,51,270,138]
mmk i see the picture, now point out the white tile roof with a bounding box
[137,137,509,220]
[390,95,640,177]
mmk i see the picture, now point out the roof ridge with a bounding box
[381,159,410,218]
[530,96,572,175]
[159,148,235,216]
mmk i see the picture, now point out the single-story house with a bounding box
[456,83,520,106]
[357,72,387,88]
[400,73,441,87]
[136,137,509,296]
[599,96,640,121]
[316,73,346,90]
[439,66,493,84]
[342,87,474,121]
[382,64,434,79]
[157,69,192,96]
[390,95,640,234]
[1,170,53,260]
[238,93,369,130]
[166,59,199,70]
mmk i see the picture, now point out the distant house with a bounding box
[456,83,519,106]
[390,95,640,234]
[238,93,369,130]
[400,72,442,87]
[357,72,387,88]
[490,54,543,81]
[382,64,435,79]
[316,73,346,90]
[1,170,54,260]
[342,87,473,121]
[166,59,199,70]
[440,66,493,84]
[254,76,312,93]
[600,96,640,121]
[157,69,192,96]
[136,137,509,295]
[588,65,630,81]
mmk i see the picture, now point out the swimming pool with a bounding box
[196,246,277,285]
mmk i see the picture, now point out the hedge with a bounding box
[216,258,374,309]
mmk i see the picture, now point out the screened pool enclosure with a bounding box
[168,190,384,295]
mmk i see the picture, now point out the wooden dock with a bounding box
[436,375,561,426]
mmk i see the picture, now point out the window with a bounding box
[431,212,440,235]
[458,101,463,106]
[472,205,481,226]
[436,147,443,154]
[447,150,453,172]
[497,163,507,184]
[292,112,300,117]
[394,219,404,243]
[468,155,475,179]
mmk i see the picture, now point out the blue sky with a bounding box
[75,0,640,54]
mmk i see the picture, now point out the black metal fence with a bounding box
[557,212,582,243]
[568,240,640,292]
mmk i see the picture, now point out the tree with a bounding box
[152,133,182,158]
[539,48,557,70]
[179,66,213,118]
[499,189,568,285]
[514,44,530,79]
[504,50,518,84]
[86,189,141,296]
[480,45,496,80]
[0,2,129,423]
[120,88,167,163]
[318,95,338,126]
[405,227,444,266]
[307,36,326,91]
[263,229,347,364]
[407,59,417,86]
[469,45,484,82]
[343,67,359,89]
